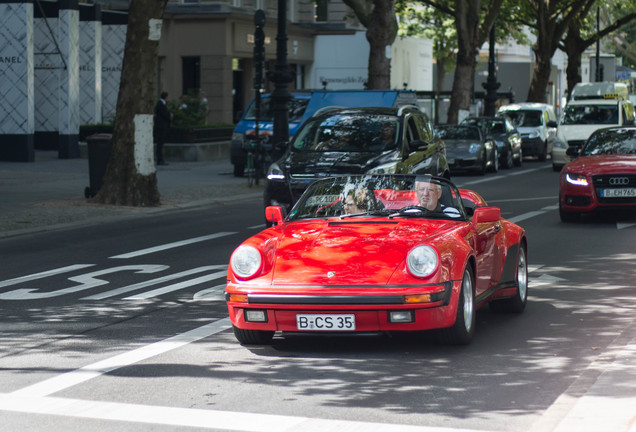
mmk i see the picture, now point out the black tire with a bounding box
[559,203,580,223]
[514,149,523,167]
[475,153,487,176]
[233,326,275,345]
[490,148,499,173]
[490,244,528,313]
[502,145,514,169]
[438,264,476,345]
[233,164,244,177]
[538,141,548,161]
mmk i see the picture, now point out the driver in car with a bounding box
[415,179,444,212]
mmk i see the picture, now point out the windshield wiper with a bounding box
[339,209,392,219]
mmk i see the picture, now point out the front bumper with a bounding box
[226,281,459,333]
[520,136,542,156]
[560,173,636,213]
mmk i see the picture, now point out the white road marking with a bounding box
[109,232,236,259]
[457,167,544,186]
[488,196,557,203]
[82,265,227,300]
[193,283,227,301]
[10,319,232,398]
[617,222,636,230]
[124,270,227,299]
[0,264,95,288]
[0,393,489,432]
[508,211,546,223]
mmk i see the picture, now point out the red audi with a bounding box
[559,127,636,222]
[226,174,528,345]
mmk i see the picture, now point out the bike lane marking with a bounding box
[82,265,227,300]
[0,264,95,288]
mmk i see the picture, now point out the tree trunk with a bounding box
[446,0,481,124]
[365,0,398,89]
[343,0,397,90]
[563,24,586,101]
[95,0,167,206]
[527,46,553,103]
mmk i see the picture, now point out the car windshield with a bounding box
[244,97,309,123]
[287,175,467,221]
[291,113,400,152]
[582,128,636,155]
[436,126,480,140]
[502,110,542,127]
[561,104,618,125]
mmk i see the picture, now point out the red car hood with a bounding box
[566,155,636,175]
[271,219,457,285]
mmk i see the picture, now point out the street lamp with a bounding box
[268,0,294,158]
[482,25,500,117]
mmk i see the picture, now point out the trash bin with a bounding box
[85,133,113,198]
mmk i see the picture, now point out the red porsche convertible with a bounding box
[225,174,528,345]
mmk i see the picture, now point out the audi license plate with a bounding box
[600,188,636,198]
[296,314,355,331]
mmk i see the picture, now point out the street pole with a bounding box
[253,10,266,147]
[595,7,600,82]
[482,25,500,117]
[268,0,294,158]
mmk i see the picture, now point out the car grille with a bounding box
[593,174,636,204]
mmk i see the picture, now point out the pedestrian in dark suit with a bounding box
[154,91,172,165]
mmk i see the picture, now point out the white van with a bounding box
[497,103,558,161]
[552,82,636,170]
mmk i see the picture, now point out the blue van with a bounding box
[230,90,417,176]
[230,92,311,177]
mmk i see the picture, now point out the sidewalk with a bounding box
[0,149,262,238]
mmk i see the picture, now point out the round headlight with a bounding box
[230,245,262,279]
[407,245,439,278]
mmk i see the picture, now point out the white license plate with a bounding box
[600,188,636,198]
[296,314,356,331]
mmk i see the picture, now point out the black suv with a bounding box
[264,106,450,213]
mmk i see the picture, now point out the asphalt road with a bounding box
[0,160,635,432]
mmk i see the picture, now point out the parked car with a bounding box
[461,116,523,168]
[559,126,636,222]
[264,106,450,214]
[226,174,528,345]
[497,102,558,161]
[434,124,498,175]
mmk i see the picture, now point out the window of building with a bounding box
[314,0,327,22]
